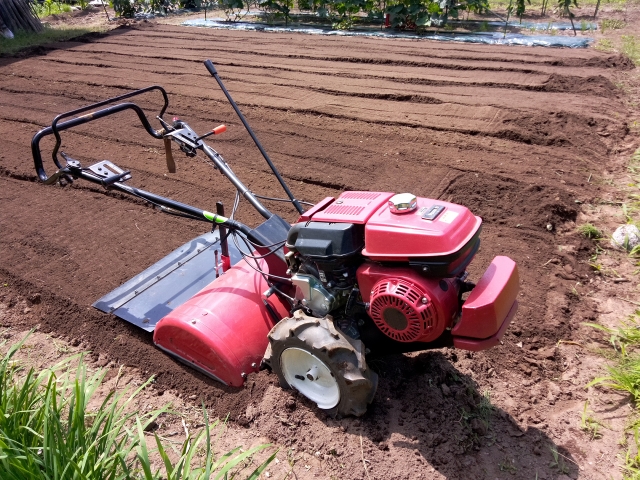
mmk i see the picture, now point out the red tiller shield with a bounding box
[153,260,290,387]
[452,256,519,351]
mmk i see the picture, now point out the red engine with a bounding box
[287,191,519,353]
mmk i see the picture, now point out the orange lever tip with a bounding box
[213,125,226,135]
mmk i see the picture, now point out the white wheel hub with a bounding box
[280,347,340,409]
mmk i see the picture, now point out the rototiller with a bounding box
[31,60,519,417]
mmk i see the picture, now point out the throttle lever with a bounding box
[195,125,226,142]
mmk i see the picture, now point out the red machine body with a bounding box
[305,191,519,351]
[153,259,289,387]
[154,190,519,385]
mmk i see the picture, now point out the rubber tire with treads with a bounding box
[265,312,378,417]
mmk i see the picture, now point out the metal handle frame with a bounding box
[29,69,302,251]
[32,85,169,182]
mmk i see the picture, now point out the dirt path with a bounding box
[0,23,638,479]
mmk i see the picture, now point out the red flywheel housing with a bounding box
[369,278,440,343]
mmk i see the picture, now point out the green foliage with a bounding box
[515,0,530,20]
[0,332,276,479]
[0,332,161,478]
[112,0,139,17]
[580,401,604,439]
[586,312,640,354]
[260,0,295,25]
[600,18,625,33]
[557,0,577,34]
[386,0,454,30]
[549,445,570,474]
[34,0,72,17]
[587,312,640,403]
[136,410,276,479]
[220,0,246,20]
[622,35,640,66]
[308,0,380,29]
[579,223,603,240]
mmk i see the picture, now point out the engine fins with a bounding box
[369,278,438,343]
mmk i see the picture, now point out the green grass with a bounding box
[621,35,640,66]
[0,332,275,479]
[580,401,604,439]
[595,38,615,52]
[34,0,73,17]
[587,312,640,478]
[0,26,103,56]
[600,18,625,33]
[579,223,603,240]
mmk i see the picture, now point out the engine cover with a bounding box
[369,278,438,342]
[357,263,460,344]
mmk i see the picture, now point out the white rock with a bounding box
[611,224,640,251]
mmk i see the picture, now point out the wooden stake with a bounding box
[164,137,176,173]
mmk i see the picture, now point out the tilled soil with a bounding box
[0,23,637,479]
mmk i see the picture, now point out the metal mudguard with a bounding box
[153,259,291,386]
[93,230,242,332]
[452,256,519,351]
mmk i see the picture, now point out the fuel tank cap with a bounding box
[388,193,418,214]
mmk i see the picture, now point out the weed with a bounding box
[590,244,606,263]
[34,0,72,17]
[629,149,640,175]
[600,18,625,33]
[498,457,517,474]
[285,448,302,478]
[586,311,640,352]
[549,445,570,474]
[52,339,69,355]
[630,245,640,258]
[589,261,603,274]
[477,389,494,422]
[0,332,276,478]
[136,408,275,479]
[579,223,603,239]
[587,314,640,403]
[623,429,640,477]
[622,202,638,224]
[581,401,604,439]
[622,35,640,66]
[595,38,615,52]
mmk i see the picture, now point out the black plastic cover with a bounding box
[286,222,364,260]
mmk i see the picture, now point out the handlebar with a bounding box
[32,85,169,183]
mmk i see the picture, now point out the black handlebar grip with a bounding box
[204,60,218,76]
